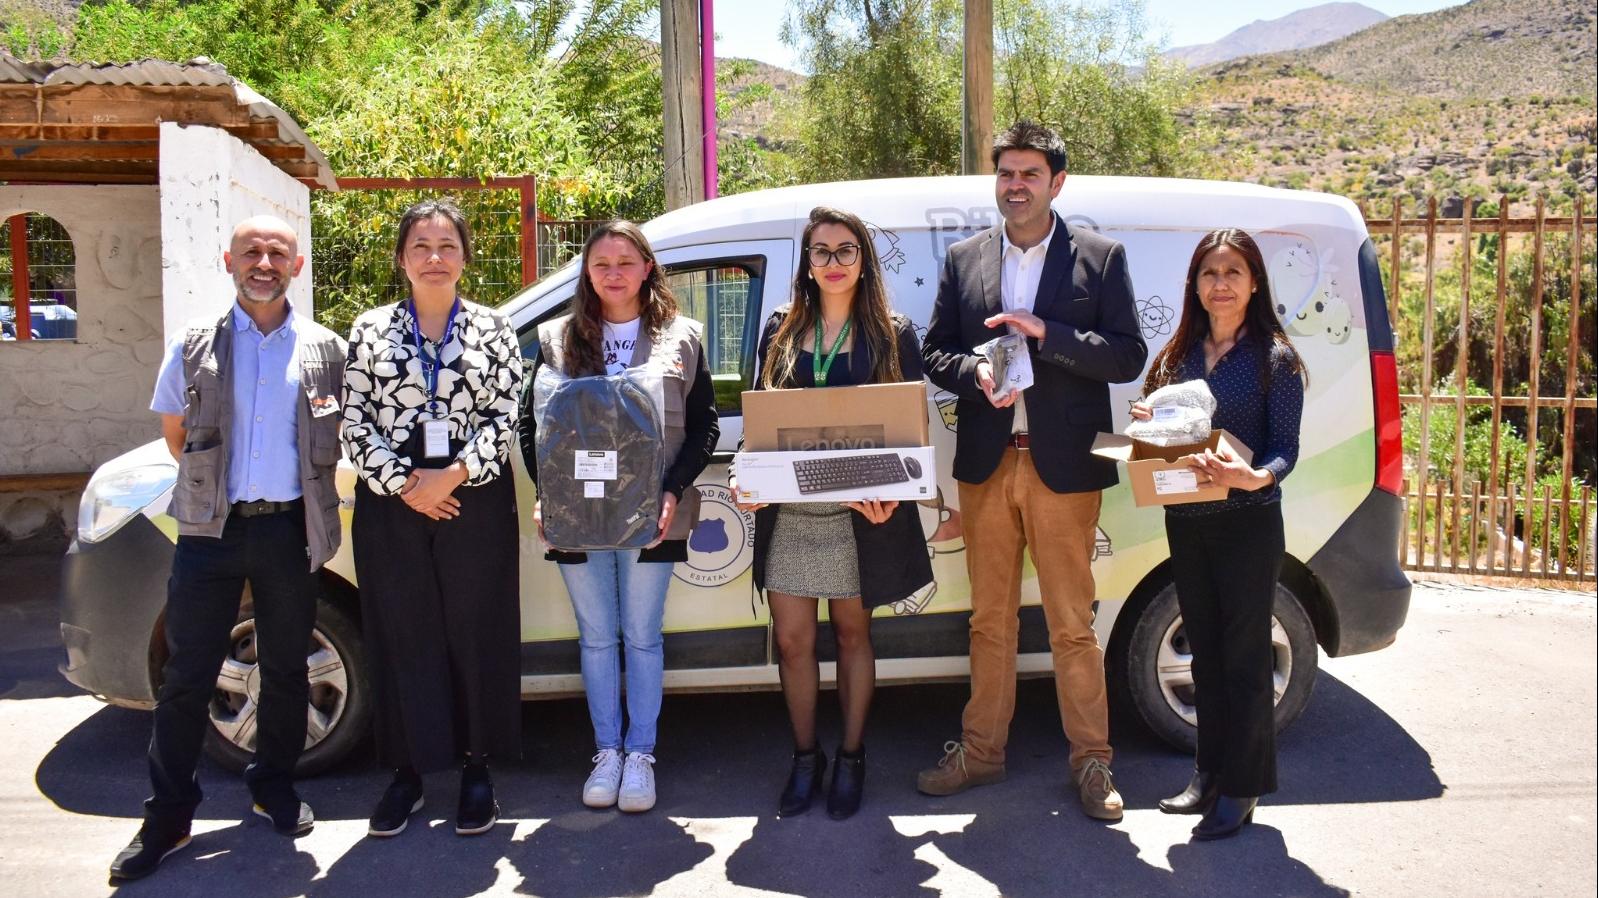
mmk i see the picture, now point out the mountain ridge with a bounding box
[1165,2,1389,69]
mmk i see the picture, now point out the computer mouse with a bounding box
[903,456,922,479]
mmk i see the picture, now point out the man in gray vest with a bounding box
[111,216,347,881]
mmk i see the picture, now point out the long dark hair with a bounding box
[1143,228,1307,394]
[761,206,901,388]
[563,220,679,376]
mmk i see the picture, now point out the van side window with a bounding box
[516,291,574,362]
[665,262,762,416]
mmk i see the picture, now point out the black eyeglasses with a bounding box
[806,243,861,268]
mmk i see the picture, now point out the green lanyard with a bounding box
[813,317,852,386]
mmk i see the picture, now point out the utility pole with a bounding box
[662,0,706,210]
[962,0,994,175]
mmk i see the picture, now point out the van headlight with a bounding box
[78,464,176,544]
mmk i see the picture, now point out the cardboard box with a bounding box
[737,382,935,503]
[1090,429,1254,507]
[734,446,937,503]
[740,381,929,452]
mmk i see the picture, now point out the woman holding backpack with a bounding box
[517,221,719,813]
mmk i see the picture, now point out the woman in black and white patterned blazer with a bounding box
[341,199,523,840]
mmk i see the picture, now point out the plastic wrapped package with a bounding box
[532,366,667,551]
[1126,380,1217,447]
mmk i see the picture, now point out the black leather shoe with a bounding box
[778,748,827,817]
[368,771,425,837]
[1192,795,1257,841]
[827,746,865,820]
[1159,769,1218,815]
[456,763,498,836]
[252,789,314,836]
[109,823,191,881]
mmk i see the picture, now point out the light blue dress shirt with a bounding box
[151,303,304,503]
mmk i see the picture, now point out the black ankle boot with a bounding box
[779,748,827,817]
[456,762,498,836]
[827,746,865,820]
[1192,795,1257,841]
[1159,769,1218,815]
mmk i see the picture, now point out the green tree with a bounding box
[783,0,964,181]
[782,0,1198,181]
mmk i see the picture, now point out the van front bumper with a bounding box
[1306,488,1412,656]
[57,515,173,707]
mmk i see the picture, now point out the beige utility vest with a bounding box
[172,309,346,570]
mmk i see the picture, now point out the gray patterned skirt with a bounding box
[765,502,861,599]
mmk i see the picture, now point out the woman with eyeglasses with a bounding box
[732,206,933,820]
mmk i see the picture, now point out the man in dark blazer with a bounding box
[917,121,1147,821]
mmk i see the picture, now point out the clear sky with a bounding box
[710,0,1472,72]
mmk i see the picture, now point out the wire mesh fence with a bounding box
[1,212,78,341]
[312,179,534,338]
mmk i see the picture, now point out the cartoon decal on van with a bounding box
[1137,294,1176,339]
[676,484,756,589]
[866,223,908,274]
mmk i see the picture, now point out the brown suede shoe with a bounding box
[916,741,1006,796]
[1075,757,1124,821]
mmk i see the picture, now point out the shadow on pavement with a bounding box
[31,662,1436,896]
[103,821,322,896]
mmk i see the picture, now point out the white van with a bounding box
[60,175,1411,772]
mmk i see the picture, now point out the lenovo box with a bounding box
[740,381,930,451]
[735,381,935,503]
[1090,429,1253,507]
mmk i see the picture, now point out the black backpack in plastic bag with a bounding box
[533,368,667,551]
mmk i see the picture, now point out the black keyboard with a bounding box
[792,453,909,495]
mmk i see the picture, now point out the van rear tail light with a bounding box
[1371,351,1403,496]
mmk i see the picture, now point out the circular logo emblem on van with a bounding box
[676,484,755,588]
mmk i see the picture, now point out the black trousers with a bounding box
[1165,500,1283,798]
[145,504,319,830]
[352,474,521,773]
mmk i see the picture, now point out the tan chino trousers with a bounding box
[957,447,1111,771]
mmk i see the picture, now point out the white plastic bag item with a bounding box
[976,332,1033,400]
[1126,380,1216,447]
[532,366,668,551]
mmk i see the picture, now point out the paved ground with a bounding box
[0,552,1593,897]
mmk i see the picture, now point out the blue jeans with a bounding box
[557,551,674,754]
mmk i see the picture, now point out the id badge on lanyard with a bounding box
[411,299,460,459]
[422,418,451,459]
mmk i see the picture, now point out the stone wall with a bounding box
[1,185,163,551]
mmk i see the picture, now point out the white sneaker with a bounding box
[582,749,623,808]
[618,752,657,813]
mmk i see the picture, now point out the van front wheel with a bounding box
[1115,580,1318,753]
[199,596,371,777]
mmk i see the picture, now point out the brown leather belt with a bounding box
[1008,432,1031,450]
[232,498,301,518]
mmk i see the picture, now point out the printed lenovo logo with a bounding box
[775,425,886,452]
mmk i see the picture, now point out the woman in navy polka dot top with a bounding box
[1131,228,1306,842]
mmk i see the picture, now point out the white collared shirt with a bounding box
[999,217,1056,434]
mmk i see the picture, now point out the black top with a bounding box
[745,307,934,607]
[1165,330,1305,517]
[921,214,1148,493]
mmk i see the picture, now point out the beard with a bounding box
[234,272,288,305]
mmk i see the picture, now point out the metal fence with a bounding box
[1,212,78,341]
[1361,194,1596,582]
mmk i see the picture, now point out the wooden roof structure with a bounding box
[0,53,335,189]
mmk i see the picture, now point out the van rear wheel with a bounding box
[1113,579,1317,753]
